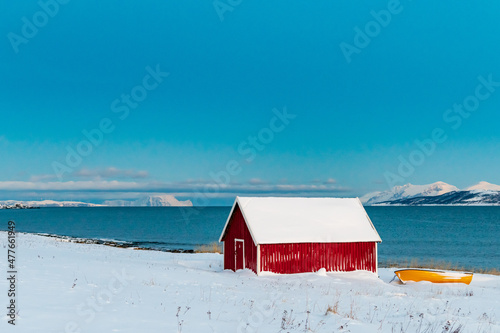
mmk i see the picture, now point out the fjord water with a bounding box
[366,206,499,270]
[1,206,498,270]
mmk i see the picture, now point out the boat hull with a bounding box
[395,269,473,285]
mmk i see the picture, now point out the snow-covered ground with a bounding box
[1,232,498,333]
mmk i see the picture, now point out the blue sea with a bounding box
[1,206,498,271]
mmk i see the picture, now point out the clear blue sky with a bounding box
[1,0,499,205]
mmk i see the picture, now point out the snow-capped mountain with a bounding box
[361,181,500,206]
[0,200,104,208]
[360,181,459,205]
[103,194,193,207]
[1,195,192,208]
[466,181,500,192]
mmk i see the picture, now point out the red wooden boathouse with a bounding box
[219,197,382,275]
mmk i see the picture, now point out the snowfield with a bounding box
[1,232,499,333]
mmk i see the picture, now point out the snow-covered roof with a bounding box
[219,197,382,245]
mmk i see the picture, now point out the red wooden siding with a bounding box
[221,204,258,273]
[260,242,377,274]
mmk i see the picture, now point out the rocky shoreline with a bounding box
[0,203,39,210]
[27,232,195,253]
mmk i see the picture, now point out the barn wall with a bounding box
[260,242,377,274]
[221,204,258,273]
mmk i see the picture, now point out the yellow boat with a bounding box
[395,269,473,285]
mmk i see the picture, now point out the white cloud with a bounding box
[325,178,337,184]
[29,174,59,182]
[248,178,268,185]
[310,178,337,185]
[0,180,348,198]
[0,180,142,191]
[27,167,149,184]
[72,167,149,179]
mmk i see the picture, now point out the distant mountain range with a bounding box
[0,200,105,208]
[3,184,498,208]
[103,195,193,207]
[0,195,193,209]
[361,181,500,206]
